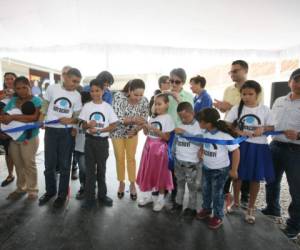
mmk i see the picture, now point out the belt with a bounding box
[273,141,300,151]
[86,134,108,141]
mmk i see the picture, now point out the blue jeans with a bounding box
[266,141,300,231]
[74,151,86,188]
[202,166,229,219]
[44,127,73,198]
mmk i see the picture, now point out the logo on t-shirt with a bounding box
[89,112,105,128]
[203,143,217,157]
[53,97,72,114]
[238,114,261,131]
[177,138,190,147]
[149,121,162,137]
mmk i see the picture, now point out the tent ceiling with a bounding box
[1,0,300,51]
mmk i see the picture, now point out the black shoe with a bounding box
[130,193,137,201]
[182,208,197,217]
[1,176,15,187]
[53,196,67,208]
[98,196,113,207]
[117,192,124,199]
[171,203,183,212]
[76,189,85,200]
[38,193,56,206]
[81,199,97,209]
[71,170,78,180]
[281,226,300,240]
[261,207,281,217]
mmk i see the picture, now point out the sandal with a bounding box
[6,190,26,200]
[227,203,240,214]
[27,193,38,200]
[117,182,125,199]
[129,184,137,201]
[1,176,15,187]
[245,208,256,224]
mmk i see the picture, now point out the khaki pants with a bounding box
[9,137,39,194]
[112,136,138,182]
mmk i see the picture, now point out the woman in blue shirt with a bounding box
[190,75,212,113]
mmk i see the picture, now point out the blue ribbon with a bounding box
[0,119,60,133]
[168,130,176,171]
[167,130,284,169]
[180,130,283,145]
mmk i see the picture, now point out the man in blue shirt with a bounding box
[190,75,212,113]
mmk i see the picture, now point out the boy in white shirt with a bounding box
[172,102,204,217]
[79,79,118,209]
[39,68,82,208]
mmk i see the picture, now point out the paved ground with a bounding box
[0,133,298,250]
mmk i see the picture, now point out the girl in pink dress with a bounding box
[137,93,175,212]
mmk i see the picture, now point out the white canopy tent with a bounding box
[0,0,300,77]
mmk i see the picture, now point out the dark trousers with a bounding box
[84,135,109,201]
[70,136,78,171]
[44,127,73,198]
[74,151,85,188]
[266,141,300,231]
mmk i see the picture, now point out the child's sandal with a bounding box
[245,208,255,224]
[227,203,240,214]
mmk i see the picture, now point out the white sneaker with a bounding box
[152,194,158,203]
[153,196,165,212]
[138,194,153,207]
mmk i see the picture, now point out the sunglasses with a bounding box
[170,79,182,85]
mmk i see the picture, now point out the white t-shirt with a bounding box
[225,104,274,144]
[1,108,31,140]
[79,101,118,137]
[271,94,300,145]
[175,120,203,163]
[44,84,82,128]
[148,114,175,139]
[203,130,239,170]
[75,122,85,153]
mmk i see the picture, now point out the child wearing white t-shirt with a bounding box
[171,102,204,217]
[195,108,240,230]
[225,80,275,224]
[137,94,175,212]
[79,79,118,209]
[38,68,82,208]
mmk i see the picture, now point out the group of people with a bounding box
[0,60,300,238]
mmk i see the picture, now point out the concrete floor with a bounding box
[0,134,298,250]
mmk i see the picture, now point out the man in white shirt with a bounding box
[262,68,300,239]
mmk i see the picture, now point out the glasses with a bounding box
[170,79,182,85]
[228,69,242,75]
[72,79,80,84]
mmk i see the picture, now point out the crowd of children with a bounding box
[1,65,300,237]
